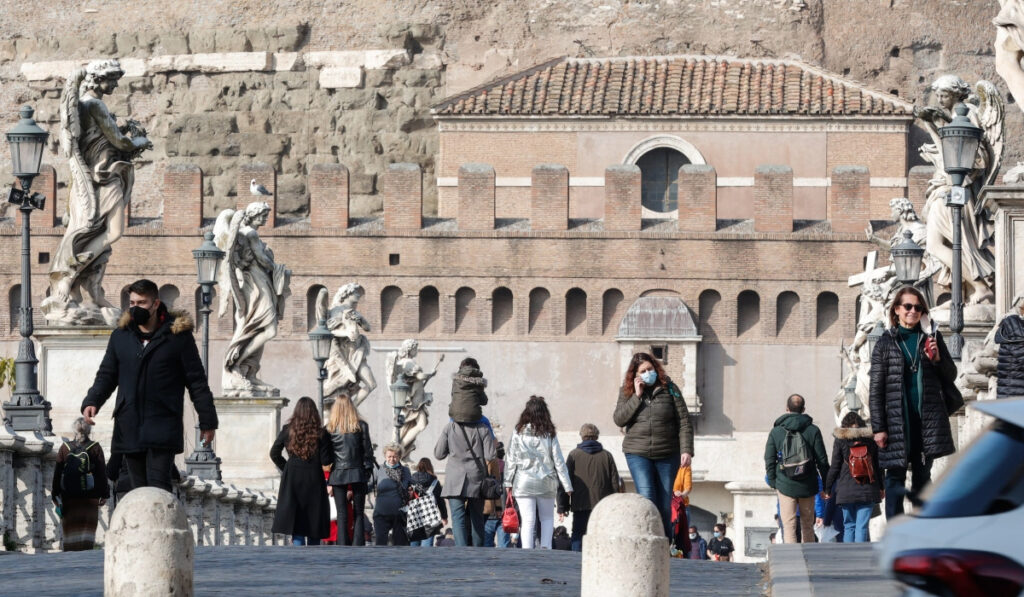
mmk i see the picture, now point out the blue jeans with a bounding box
[570,510,591,552]
[625,453,679,538]
[409,536,435,547]
[448,498,486,546]
[840,503,872,543]
[484,517,510,547]
[291,535,316,546]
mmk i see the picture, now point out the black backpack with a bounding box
[61,440,98,497]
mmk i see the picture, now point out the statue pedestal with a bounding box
[35,326,113,448]
[213,395,289,491]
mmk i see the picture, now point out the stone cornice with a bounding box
[435,117,910,133]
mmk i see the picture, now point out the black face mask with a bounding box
[130,305,152,326]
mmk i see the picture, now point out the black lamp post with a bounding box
[308,319,332,414]
[891,230,925,286]
[2,106,52,434]
[184,231,223,480]
[938,102,983,360]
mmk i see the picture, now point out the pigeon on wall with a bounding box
[250,179,272,196]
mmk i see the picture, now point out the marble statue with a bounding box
[914,74,1004,306]
[995,0,1024,115]
[314,284,377,406]
[41,59,151,326]
[385,340,444,459]
[214,202,291,397]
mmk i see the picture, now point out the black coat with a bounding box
[374,464,414,517]
[271,425,333,540]
[81,310,218,454]
[326,421,374,486]
[869,327,958,470]
[824,427,883,505]
[996,314,1024,399]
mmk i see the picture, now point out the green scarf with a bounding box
[896,325,924,424]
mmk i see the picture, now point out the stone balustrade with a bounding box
[0,423,282,551]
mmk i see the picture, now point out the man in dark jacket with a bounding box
[763,394,829,544]
[82,279,218,492]
[557,423,621,552]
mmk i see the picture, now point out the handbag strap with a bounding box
[457,423,489,477]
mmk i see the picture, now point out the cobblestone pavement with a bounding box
[768,543,903,596]
[3,546,768,596]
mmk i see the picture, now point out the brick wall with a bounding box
[604,165,641,232]
[677,164,717,232]
[754,165,793,233]
[530,164,569,231]
[309,163,350,229]
[162,164,203,229]
[908,165,932,218]
[383,163,422,230]
[828,165,870,234]
[457,163,495,231]
[238,164,277,227]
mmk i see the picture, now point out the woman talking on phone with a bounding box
[869,285,961,520]
[613,352,694,538]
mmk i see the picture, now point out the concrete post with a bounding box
[105,487,193,597]
[581,493,670,597]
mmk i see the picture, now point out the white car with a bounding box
[878,398,1024,597]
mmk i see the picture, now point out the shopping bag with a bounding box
[404,492,444,541]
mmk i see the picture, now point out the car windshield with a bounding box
[917,421,1024,519]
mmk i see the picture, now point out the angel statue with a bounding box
[995,0,1024,116]
[914,74,1004,305]
[213,202,291,396]
[41,59,152,326]
[385,339,444,459]
[313,284,377,407]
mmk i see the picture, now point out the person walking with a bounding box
[764,394,829,544]
[557,423,620,552]
[504,396,573,550]
[869,286,960,519]
[996,298,1024,399]
[51,417,109,551]
[409,458,448,546]
[80,279,218,491]
[708,524,735,561]
[824,412,883,543]
[483,441,510,548]
[613,352,694,538]
[271,397,333,546]
[687,526,709,560]
[374,443,414,546]
[434,415,496,546]
[324,393,374,546]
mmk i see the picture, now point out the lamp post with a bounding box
[938,102,984,361]
[867,319,886,355]
[2,106,52,434]
[308,319,332,414]
[844,378,862,414]
[891,230,925,286]
[184,231,224,480]
[389,377,410,443]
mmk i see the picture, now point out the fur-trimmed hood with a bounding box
[833,426,874,440]
[452,365,487,387]
[117,309,194,334]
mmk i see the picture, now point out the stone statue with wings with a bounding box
[314,284,377,406]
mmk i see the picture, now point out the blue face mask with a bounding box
[640,370,658,385]
[713,531,722,538]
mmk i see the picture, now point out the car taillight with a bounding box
[893,549,1024,597]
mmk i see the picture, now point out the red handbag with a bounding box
[501,489,520,533]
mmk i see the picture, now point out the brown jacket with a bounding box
[613,381,694,460]
[557,441,620,512]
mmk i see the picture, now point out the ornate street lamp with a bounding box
[389,376,410,442]
[867,319,886,356]
[2,106,52,434]
[844,378,862,413]
[308,319,332,413]
[185,231,224,480]
[939,102,983,360]
[891,230,925,286]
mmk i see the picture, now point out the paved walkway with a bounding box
[3,546,767,596]
[767,543,903,597]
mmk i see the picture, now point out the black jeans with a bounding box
[125,449,174,492]
[332,482,367,546]
[884,454,933,519]
[373,513,409,546]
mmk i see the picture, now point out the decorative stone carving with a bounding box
[314,284,377,406]
[995,1,1024,116]
[914,75,1004,306]
[42,59,152,326]
[214,202,291,397]
[385,339,444,459]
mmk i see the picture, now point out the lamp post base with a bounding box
[1,401,52,435]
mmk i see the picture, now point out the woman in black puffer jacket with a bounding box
[869,286,960,520]
[996,307,1024,399]
[824,412,882,543]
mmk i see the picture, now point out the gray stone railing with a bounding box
[0,424,282,552]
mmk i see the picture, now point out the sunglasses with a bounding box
[900,303,925,313]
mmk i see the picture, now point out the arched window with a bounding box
[380,286,403,332]
[528,288,550,334]
[776,291,800,336]
[455,287,475,333]
[306,285,327,331]
[159,284,180,310]
[636,148,690,213]
[737,290,760,337]
[9,285,20,332]
[602,289,625,334]
[492,287,513,334]
[816,292,840,338]
[698,289,721,338]
[566,288,587,335]
[419,286,439,333]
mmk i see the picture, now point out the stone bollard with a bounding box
[105,487,194,597]
[581,493,670,597]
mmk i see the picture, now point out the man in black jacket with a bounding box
[82,279,218,492]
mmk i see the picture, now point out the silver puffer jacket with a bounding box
[503,425,573,498]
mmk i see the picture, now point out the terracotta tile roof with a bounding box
[432,55,913,118]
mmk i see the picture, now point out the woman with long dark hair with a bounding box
[408,458,448,546]
[504,396,573,549]
[325,393,374,546]
[613,352,694,539]
[869,285,960,519]
[271,396,333,545]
